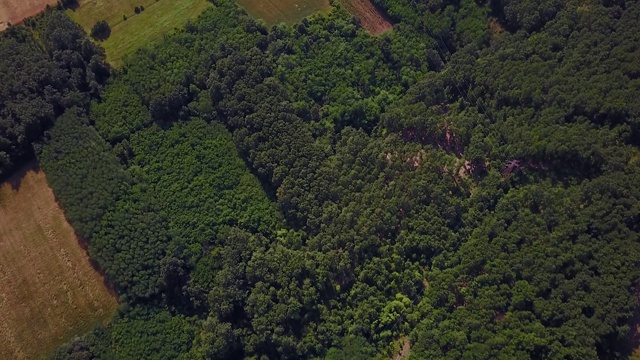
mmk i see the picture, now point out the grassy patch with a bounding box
[0,163,117,360]
[66,0,158,31]
[68,0,211,66]
[235,0,331,27]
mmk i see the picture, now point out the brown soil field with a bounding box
[340,0,392,35]
[0,163,117,359]
[0,0,59,31]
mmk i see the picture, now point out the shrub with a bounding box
[90,20,111,41]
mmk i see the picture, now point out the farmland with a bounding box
[0,0,58,31]
[68,0,211,66]
[235,0,330,26]
[66,0,160,31]
[339,0,392,35]
[0,164,117,360]
[234,0,390,35]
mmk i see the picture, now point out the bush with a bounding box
[134,6,141,14]
[90,20,111,41]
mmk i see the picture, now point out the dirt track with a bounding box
[0,163,117,359]
[340,0,392,35]
[0,0,58,31]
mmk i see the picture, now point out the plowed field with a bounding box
[340,0,392,35]
[0,0,58,31]
[0,163,117,359]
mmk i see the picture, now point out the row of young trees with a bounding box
[32,0,640,359]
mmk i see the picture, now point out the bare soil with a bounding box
[340,0,392,35]
[394,337,411,360]
[0,163,117,359]
[0,0,58,31]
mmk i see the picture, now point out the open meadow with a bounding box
[235,0,330,26]
[0,164,117,360]
[66,0,160,31]
[68,0,211,66]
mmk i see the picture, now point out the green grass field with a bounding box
[235,0,331,27]
[67,0,158,30]
[68,0,211,66]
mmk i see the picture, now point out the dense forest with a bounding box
[0,10,109,179]
[0,0,638,359]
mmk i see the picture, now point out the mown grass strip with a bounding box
[68,0,211,66]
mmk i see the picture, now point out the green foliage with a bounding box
[0,11,108,178]
[93,308,195,360]
[39,0,640,359]
[38,109,128,240]
[324,336,376,360]
[90,186,170,300]
[188,316,239,359]
[90,20,111,41]
[129,119,281,252]
[91,81,151,144]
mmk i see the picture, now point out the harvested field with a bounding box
[0,163,117,360]
[0,0,58,31]
[236,0,331,27]
[340,0,392,35]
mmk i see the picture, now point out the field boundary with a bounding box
[0,162,117,359]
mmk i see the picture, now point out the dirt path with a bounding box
[394,337,411,360]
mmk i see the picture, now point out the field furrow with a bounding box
[0,163,117,360]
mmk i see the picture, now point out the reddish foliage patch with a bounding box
[489,17,504,39]
[0,0,58,31]
[340,0,392,35]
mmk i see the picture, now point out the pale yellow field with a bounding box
[0,163,117,359]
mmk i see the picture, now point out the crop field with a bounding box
[236,0,330,27]
[0,0,58,31]
[340,0,392,35]
[0,164,117,360]
[68,0,211,66]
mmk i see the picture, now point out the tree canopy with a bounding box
[2,0,636,359]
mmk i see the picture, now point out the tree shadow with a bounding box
[58,0,80,11]
[3,161,41,191]
[604,287,640,359]
[76,235,119,299]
